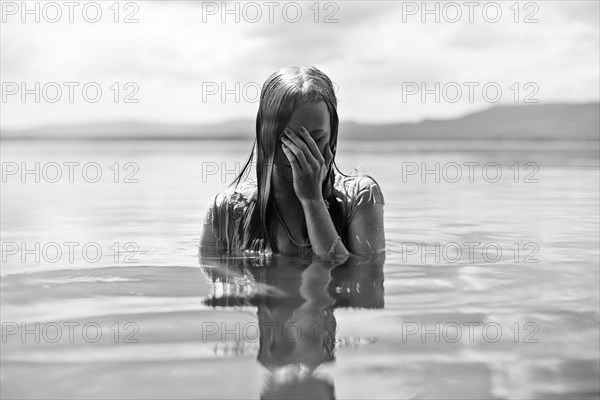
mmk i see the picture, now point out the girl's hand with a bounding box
[281,126,333,204]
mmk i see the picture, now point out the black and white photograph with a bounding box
[1,1,599,399]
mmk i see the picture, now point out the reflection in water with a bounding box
[200,251,385,400]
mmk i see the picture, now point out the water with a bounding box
[1,139,599,399]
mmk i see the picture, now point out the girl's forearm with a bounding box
[301,198,350,259]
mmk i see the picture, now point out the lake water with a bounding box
[1,139,599,399]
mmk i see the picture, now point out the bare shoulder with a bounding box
[353,174,385,206]
[202,179,257,225]
[200,179,258,251]
[345,174,386,254]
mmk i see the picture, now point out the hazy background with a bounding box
[1,0,599,133]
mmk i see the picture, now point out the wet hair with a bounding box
[228,66,349,253]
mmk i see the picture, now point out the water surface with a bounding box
[1,140,599,399]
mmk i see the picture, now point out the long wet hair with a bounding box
[228,66,349,253]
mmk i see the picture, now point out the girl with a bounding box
[200,66,385,260]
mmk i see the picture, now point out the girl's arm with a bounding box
[301,179,385,258]
[282,127,385,259]
[301,197,350,258]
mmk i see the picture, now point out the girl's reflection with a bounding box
[200,252,385,400]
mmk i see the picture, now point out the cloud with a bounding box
[557,1,600,26]
[1,0,598,129]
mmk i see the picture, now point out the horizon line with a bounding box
[2,101,598,133]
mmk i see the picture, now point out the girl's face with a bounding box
[272,101,332,187]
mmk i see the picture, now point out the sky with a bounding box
[1,0,599,130]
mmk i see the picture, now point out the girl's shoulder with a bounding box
[203,178,258,226]
[333,171,385,208]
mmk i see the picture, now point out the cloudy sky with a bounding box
[1,0,599,129]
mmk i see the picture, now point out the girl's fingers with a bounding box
[281,142,296,166]
[284,128,318,168]
[281,140,308,171]
[281,143,301,179]
[297,126,324,164]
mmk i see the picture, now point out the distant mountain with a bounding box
[340,103,599,141]
[2,103,598,141]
